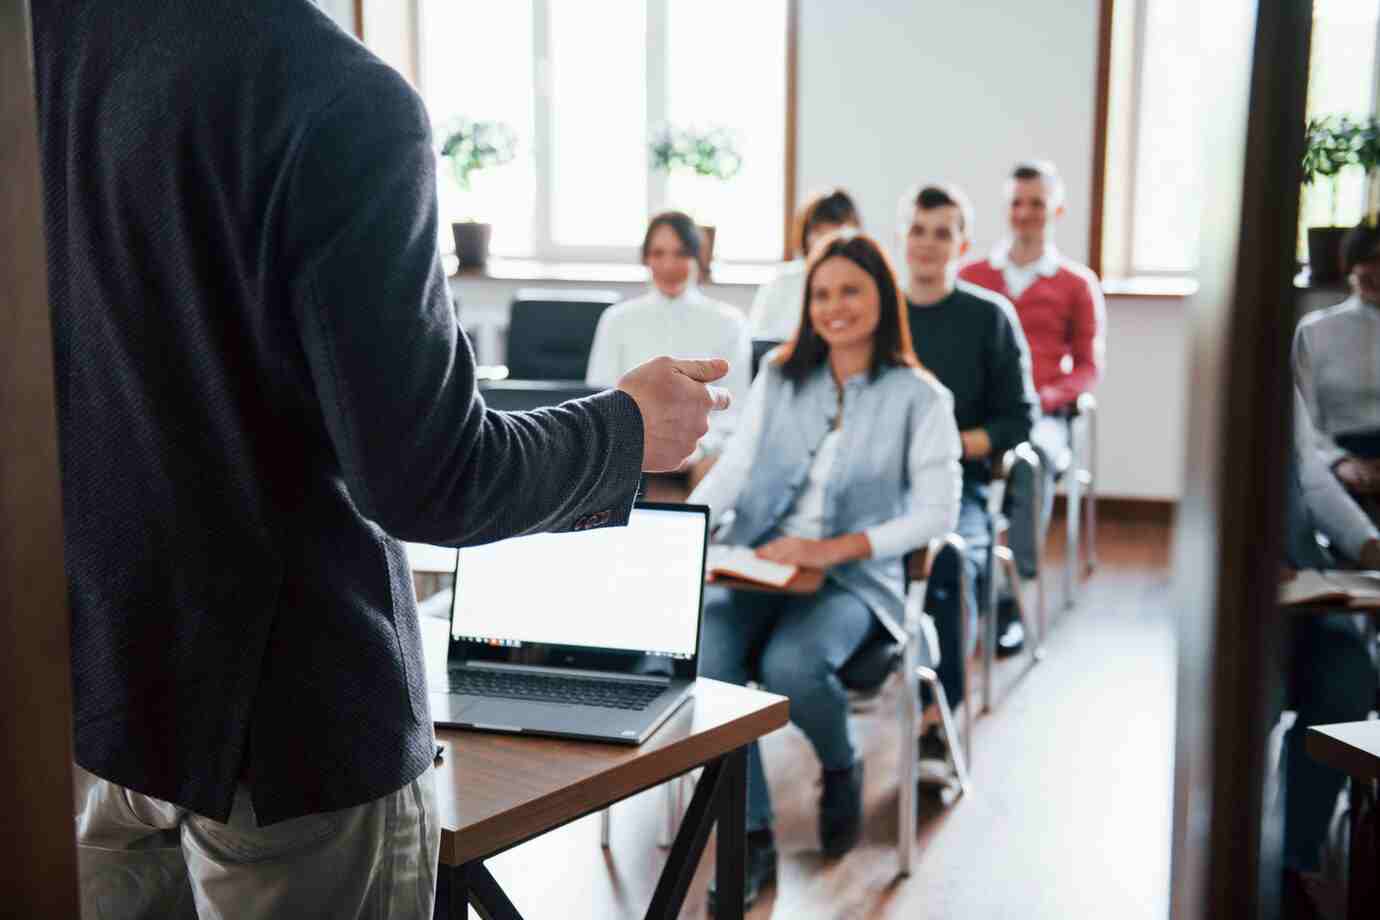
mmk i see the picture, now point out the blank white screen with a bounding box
[452,508,706,656]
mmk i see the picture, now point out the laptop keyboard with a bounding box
[448,670,664,711]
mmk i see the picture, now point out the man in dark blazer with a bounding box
[33,2,729,916]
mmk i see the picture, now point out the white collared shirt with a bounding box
[746,260,807,341]
[585,285,752,453]
[989,240,1061,301]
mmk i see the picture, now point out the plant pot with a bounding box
[697,225,716,281]
[451,222,493,271]
[1307,226,1348,285]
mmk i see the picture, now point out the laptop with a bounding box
[431,502,709,744]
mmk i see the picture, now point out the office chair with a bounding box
[504,288,620,381]
[477,380,601,412]
[750,338,784,380]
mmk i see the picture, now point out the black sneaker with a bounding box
[995,598,1025,658]
[818,761,864,858]
[707,828,777,915]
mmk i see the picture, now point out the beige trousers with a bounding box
[73,764,440,920]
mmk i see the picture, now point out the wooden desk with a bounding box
[1307,721,1380,919]
[435,678,787,919]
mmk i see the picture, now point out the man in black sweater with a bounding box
[33,2,728,915]
[901,184,1038,766]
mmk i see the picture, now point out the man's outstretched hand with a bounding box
[617,357,732,472]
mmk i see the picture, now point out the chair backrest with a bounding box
[506,288,620,380]
[751,338,784,380]
[478,380,601,411]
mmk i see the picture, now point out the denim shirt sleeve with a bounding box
[864,385,963,559]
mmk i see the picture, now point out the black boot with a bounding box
[708,828,778,914]
[819,760,864,857]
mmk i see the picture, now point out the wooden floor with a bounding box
[466,511,1175,919]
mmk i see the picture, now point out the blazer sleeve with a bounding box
[283,65,643,545]
[1039,272,1106,412]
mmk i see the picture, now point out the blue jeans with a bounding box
[1281,614,1376,871]
[922,482,991,709]
[700,583,876,832]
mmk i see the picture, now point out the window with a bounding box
[1101,0,1205,277]
[1297,0,1380,247]
[418,0,788,264]
[1102,0,1380,278]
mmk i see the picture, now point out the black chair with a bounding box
[477,380,600,412]
[750,338,784,380]
[505,288,620,381]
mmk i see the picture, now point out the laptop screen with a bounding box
[451,505,707,660]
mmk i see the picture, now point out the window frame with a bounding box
[412,0,798,267]
[1098,0,1380,283]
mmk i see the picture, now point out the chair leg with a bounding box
[658,779,679,848]
[919,666,970,795]
[600,807,611,848]
[1064,470,1081,611]
[898,634,919,877]
[996,546,1043,663]
[1082,406,1099,574]
[983,528,999,716]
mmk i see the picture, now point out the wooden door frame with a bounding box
[0,0,80,913]
[1169,0,1312,916]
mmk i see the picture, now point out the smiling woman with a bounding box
[686,232,961,906]
[777,231,920,385]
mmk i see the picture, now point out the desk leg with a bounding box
[448,861,523,920]
[1348,776,1378,920]
[715,747,747,920]
[645,751,739,920]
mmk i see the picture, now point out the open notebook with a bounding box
[1279,569,1380,608]
[706,545,798,589]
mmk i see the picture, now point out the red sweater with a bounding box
[959,257,1105,413]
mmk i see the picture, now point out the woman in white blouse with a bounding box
[691,231,960,909]
[586,211,750,483]
[746,187,862,341]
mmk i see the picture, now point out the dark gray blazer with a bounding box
[33,0,644,824]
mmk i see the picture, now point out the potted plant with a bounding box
[1301,114,1360,284]
[1355,115,1380,230]
[439,117,517,270]
[649,124,743,278]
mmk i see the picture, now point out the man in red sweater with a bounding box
[960,161,1105,654]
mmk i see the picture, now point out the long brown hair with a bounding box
[775,230,921,383]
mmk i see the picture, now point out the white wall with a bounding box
[797,0,1186,500]
[798,0,1098,262]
